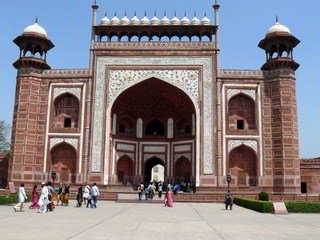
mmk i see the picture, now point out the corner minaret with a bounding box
[13,19,54,70]
[258,17,300,71]
[9,20,53,185]
[259,18,301,193]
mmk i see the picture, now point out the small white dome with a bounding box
[23,22,48,38]
[110,15,120,25]
[201,16,211,25]
[121,15,130,25]
[161,16,171,25]
[181,16,191,26]
[131,15,140,25]
[191,16,201,25]
[101,16,110,25]
[141,16,150,25]
[151,15,161,25]
[266,21,291,35]
[171,16,181,25]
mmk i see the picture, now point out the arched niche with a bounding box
[228,93,256,131]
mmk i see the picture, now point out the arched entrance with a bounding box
[51,143,77,183]
[116,155,134,184]
[174,157,192,182]
[228,145,257,186]
[144,157,165,184]
[110,78,196,185]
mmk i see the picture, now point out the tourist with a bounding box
[164,188,173,207]
[13,183,27,212]
[224,190,234,210]
[91,183,100,208]
[158,182,163,198]
[137,183,144,200]
[57,183,64,206]
[30,184,40,209]
[63,184,70,206]
[144,186,149,200]
[47,182,55,211]
[83,185,90,205]
[38,182,50,213]
[76,186,83,207]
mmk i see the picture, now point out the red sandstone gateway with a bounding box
[8,1,317,197]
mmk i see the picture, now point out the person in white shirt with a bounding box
[38,182,50,213]
[14,183,27,212]
[90,183,100,208]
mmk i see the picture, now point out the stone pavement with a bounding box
[0,200,320,240]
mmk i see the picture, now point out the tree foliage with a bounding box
[0,120,11,153]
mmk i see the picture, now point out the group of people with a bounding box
[13,182,100,213]
[137,181,173,207]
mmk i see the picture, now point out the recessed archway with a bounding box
[174,156,192,183]
[144,157,165,184]
[116,155,134,184]
[50,143,77,183]
[228,145,258,186]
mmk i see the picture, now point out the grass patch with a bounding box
[234,197,273,213]
[0,193,32,205]
[285,202,320,213]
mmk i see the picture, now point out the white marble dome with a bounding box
[266,21,291,35]
[141,16,150,25]
[23,22,48,38]
[131,15,140,25]
[171,16,181,25]
[110,15,120,25]
[191,16,201,25]
[201,15,211,25]
[161,15,171,25]
[181,16,191,26]
[101,16,110,25]
[121,15,130,25]
[151,15,161,25]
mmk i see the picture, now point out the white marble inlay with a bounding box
[227,140,258,153]
[53,87,81,101]
[144,146,166,153]
[50,138,78,150]
[174,145,191,152]
[117,143,135,152]
[92,56,213,176]
[227,89,256,101]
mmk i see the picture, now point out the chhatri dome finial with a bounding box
[276,15,279,22]
[35,17,38,23]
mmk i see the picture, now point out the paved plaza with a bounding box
[0,200,320,240]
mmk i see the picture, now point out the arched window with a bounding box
[145,119,165,136]
[228,94,256,130]
[117,155,133,183]
[174,157,191,182]
[117,116,134,135]
[53,93,79,129]
[176,118,191,136]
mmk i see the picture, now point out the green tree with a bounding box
[0,120,11,153]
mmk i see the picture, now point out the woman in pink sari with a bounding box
[164,188,173,207]
[30,184,40,209]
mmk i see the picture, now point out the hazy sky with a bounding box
[0,0,319,158]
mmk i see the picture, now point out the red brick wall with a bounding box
[0,153,9,188]
[300,158,320,194]
[9,72,49,183]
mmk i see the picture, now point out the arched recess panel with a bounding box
[116,155,134,183]
[51,143,77,183]
[53,93,79,129]
[228,94,256,130]
[228,145,258,186]
[174,156,192,182]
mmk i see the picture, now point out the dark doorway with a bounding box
[145,119,165,136]
[301,182,307,194]
[144,157,164,184]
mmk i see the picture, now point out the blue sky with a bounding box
[0,0,319,158]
